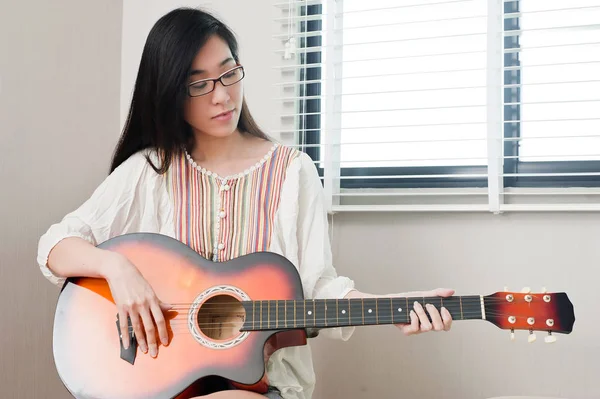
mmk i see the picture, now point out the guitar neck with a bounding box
[240,296,484,331]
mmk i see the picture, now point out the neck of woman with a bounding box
[189,129,246,164]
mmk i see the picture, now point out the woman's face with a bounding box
[184,35,244,139]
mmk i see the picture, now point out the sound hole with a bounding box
[197,294,246,340]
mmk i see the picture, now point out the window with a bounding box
[505,0,600,187]
[273,0,600,211]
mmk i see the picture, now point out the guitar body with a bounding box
[53,233,307,399]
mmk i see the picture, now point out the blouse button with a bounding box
[218,211,226,218]
[217,243,225,250]
[220,184,231,191]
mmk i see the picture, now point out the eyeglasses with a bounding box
[187,65,245,97]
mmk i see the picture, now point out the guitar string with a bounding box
[114,297,557,330]
[164,295,550,306]
[164,307,538,319]
[123,311,554,331]
[121,306,539,324]
[156,296,549,311]
[124,324,560,337]
[118,304,554,325]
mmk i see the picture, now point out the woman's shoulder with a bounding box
[111,147,163,176]
[271,142,322,192]
[102,148,172,193]
[272,142,313,168]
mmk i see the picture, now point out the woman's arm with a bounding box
[38,150,171,357]
[47,236,121,280]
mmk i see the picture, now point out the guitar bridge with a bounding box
[116,314,137,365]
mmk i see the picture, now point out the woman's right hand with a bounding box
[102,251,172,358]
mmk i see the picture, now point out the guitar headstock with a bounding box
[484,287,574,343]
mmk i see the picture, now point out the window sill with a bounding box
[329,187,600,213]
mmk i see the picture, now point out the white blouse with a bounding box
[37,144,355,399]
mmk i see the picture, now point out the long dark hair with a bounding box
[110,7,269,174]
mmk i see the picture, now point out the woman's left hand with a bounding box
[394,288,454,336]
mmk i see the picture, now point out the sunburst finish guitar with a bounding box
[52,233,575,399]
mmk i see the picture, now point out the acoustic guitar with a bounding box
[52,233,575,399]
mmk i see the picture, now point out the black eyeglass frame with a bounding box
[187,65,245,97]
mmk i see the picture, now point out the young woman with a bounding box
[37,8,453,399]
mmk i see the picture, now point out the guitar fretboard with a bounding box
[240,296,483,331]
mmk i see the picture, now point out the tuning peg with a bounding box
[510,329,515,341]
[541,287,547,293]
[504,286,509,292]
[521,287,531,294]
[528,331,537,343]
[545,332,557,344]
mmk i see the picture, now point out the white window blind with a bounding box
[272,0,600,213]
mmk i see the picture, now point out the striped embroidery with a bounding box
[170,143,299,262]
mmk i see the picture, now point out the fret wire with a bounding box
[350,298,361,326]
[362,298,365,325]
[303,300,306,328]
[278,300,284,329]
[391,297,397,324]
[348,298,351,322]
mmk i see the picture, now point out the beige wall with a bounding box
[0,1,123,398]
[312,212,599,399]
[2,1,598,399]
